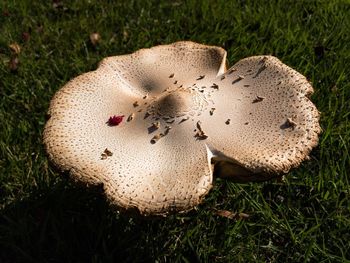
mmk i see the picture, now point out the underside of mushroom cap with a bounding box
[43,41,320,216]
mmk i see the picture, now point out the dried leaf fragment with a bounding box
[90,32,101,46]
[179,116,189,123]
[101,148,112,160]
[211,83,219,89]
[22,32,30,42]
[9,43,21,55]
[52,0,65,9]
[107,115,124,126]
[196,121,203,131]
[152,121,160,129]
[195,131,208,140]
[8,57,19,72]
[151,134,162,144]
[195,121,208,140]
[164,125,172,135]
[166,119,175,124]
[104,148,113,156]
[214,209,250,220]
[123,29,129,41]
[144,111,151,119]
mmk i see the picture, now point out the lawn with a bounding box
[0,0,349,262]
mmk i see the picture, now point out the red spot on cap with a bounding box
[107,115,124,126]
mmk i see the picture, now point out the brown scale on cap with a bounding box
[101,148,113,160]
[205,55,320,176]
[127,113,135,121]
[211,83,219,89]
[252,96,265,103]
[43,42,320,216]
[227,68,236,74]
[232,75,245,85]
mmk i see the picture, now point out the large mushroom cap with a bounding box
[43,41,320,216]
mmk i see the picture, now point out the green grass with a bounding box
[1,0,349,262]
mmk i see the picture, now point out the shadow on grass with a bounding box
[0,179,200,263]
[1,176,349,262]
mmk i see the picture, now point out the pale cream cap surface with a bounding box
[43,42,320,215]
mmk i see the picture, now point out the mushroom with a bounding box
[43,41,320,216]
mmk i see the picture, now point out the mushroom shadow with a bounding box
[0,179,196,263]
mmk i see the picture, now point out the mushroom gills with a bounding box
[212,159,274,182]
[210,150,274,182]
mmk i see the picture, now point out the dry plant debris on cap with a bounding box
[43,41,321,216]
